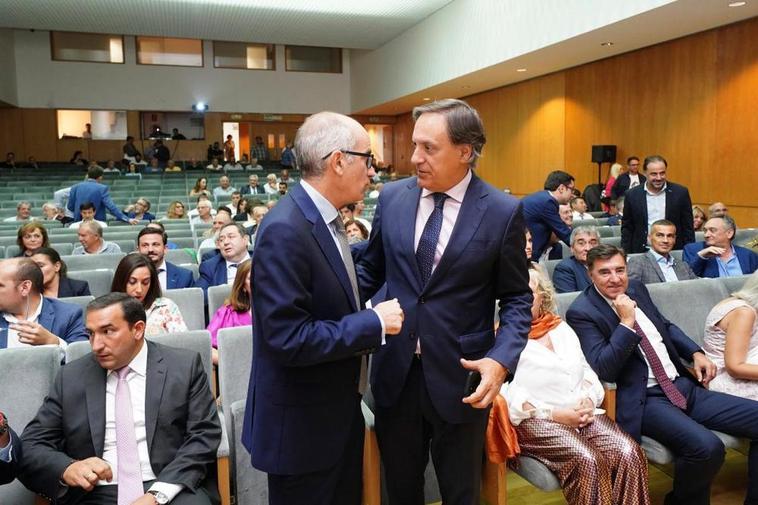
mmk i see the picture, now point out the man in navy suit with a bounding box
[620,155,695,253]
[522,170,575,261]
[566,244,758,505]
[683,215,758,278]
[196,223,250,295]
[242,112,403,505]
[0,412,20,485]
[67,166,138,224]
[552,225,599,293]
[355,99,532,504]
[0,258,88,352]
[239,174,266,195]
[610,156,646,200]
[137,228,195,291]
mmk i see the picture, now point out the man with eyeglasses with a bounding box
[242,111,403,505]
[611,155,646,200]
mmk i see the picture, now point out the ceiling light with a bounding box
[422,97,431,101]
[192,102,208,112]
[516,68,527,72]
[601,41,614,46]
[728,1,746,6]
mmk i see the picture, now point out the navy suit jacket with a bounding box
[522,190,572,261]
[166,262,195,289]
[620,182,695,253]
[0,297,88,348]
[0,428,20,485]
[552,256,592,293]
[682,241,758,278]
[356,175,532,424]
[241,184,383,475]
[67,179,129,222]
[239,184,266,195]
[196,255,228,294]
[57,277,91,298]
[565,280,702,441]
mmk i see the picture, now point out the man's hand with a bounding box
[0,412,9,448]
[553,406,595,428]
[613,294,637,327]
[698,246,725,259]
[62,457,113,491]
[12,321,59,346]
[373,298,404,335]
[692,351,717,386]
[128,218,140,225]
[460,357,507,409]
[132,494,158,505]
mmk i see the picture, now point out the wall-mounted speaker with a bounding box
[591,145,617,164]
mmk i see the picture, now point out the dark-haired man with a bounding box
[522,170,575,261]
[197,223,250,294]
[68,166,138,224]
[627,220,698,283]
[19,292,221,505]
[566,244,758,505]
[610,156,646,200]
[137,228,195,291]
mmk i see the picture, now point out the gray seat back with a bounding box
[59,294,95,312]
[68,269,114,297]
[217,325,253,435]
[720,274,751,295]
[66,340,93,363]
[164,287,205,331]
[556,291,582,318]
[208,284,232,322]
[62,253,126,272]
[149,330,213,381]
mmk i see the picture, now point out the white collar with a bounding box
[421,169,472,202]
[107,338,148,377]
[300,179,339,226]
[3,295,44,324]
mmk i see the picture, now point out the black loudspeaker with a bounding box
[591,145,617,164]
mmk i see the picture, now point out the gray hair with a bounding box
[709,215,737,238]
[732,271,758,310]
[42,202,58,212]
[412,98,486,169]
[17,200,31,209]
[296,111,359,178]
[80,220,103,237]
[570,225,600,245]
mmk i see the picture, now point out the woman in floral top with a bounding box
[111,253,188,336]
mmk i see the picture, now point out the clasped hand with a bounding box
[460,357,507,409]
[373,298,404,335]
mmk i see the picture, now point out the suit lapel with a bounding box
[85,358,107,455]
[144,341,167,451]
[425,176,487,290]
[646,253,666,282]
[0,318,7,348]
[38,298,55,334]
[399,181,424,291]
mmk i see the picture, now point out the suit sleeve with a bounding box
[610,176,623,200]
[682,245,707,277]
[155,353,221,491]
[101,187,129,222]
[543,200,572,246]
[678,189,695,246]
[488,204,533,372]
[552,261,578,293]
[182,269,196,288]
[620,197,636,253]
[195,262,213,294]
[66,187,75,215]
[61,305,90,343]
[77,279,91,297]
[253,219,383,367]
[625,257,645,283]
[0,428,21,485]
[354,191,387,301]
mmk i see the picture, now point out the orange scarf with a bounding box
[528,312,562,339]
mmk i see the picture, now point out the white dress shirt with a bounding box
[100,342,182,500]
[650,251,679,283]
[645,182,667,230]
[225,255,250,284]
[572,211,592,221]
[628,173,641,189]
[501,321,605,424]
[157,260,168,292]
[69,219,108,230]
[2,297,68,359]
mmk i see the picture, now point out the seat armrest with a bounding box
[216,411,230,458]
[601,382,617,421]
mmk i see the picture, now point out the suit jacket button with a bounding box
[419,297,425,304]
[409,331,416,340]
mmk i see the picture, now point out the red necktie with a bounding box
[633,321,687,410]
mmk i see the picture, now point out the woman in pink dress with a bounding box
[207,259,252,364]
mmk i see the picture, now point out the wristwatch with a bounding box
[0,412,8,436]
[147,490,169,504]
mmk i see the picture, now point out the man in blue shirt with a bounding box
[683,215,758,278]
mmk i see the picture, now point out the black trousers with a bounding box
[73,480,213,505]
[375,357,488,505]
[267,396,365,505]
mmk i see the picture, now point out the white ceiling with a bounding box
[0,0,454,50]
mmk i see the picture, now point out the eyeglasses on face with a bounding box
[321,149,374,169]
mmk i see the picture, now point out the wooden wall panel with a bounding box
[0,108,24,159]
[21,109,57,161]
[393,112,414,174]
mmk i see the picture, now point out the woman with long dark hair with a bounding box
[31,247,90,298]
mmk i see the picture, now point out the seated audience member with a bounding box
[125,163,142,178]
[18,292,221,505]
[264,173,279,195]
[144,158,162,174]
[145,222,180,250]
[353,200,372,232]
[69,150,87,166]
[103,160,120,173]
[627,219,698,284]
[190,177,212,198]
[692,205,707,231]
[339,203,355,223]
[523,171,575,261]
[246,157,263,172]
[171,128,186,140]
[502,267,649,505]
[553,226,599,293]
[345,219,369,244]
[703,271,758,400]
[126,197,156,222]
[133,153,147,167]
[245,206,268,240]
[191,199,215,225]
[3,201,33,223]
[566,244,758,505]
[708,201,729,219]
[0,258,88,351]
[0,411,20,484]
[207,259,252,365]
[206,157,223,171]
[224,160,244,171]
[184,158,204,171]
[26,156,38,168]
[15,222,49,257]
[137,227,194,291]
[31,247,91,298]
[198,209,233,259]
[570,196,592,221]
[212,175,236,201]
[72,221,122,255]
[1,151,17,168]
[164,200,187,220]
[277,168,291,184]
[87,160,104,171]
[605,198,622,226]
[164,159,182,172]
[228,191,242,216]
[111,254,187,336]
[69,202,108,230]
[683,216,758,278]
[277,181,288,195]
[240,174,265,195]
[41,202,74,226]
[233,197,252,224]
[197,223,251,294]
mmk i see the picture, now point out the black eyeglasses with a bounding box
[321,149,374,169]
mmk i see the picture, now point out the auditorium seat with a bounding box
[164,287,205,331]
[208,284,232,322]
[543,259,560,280]
[166,248,198,264]
[722,274,750,294]
[66,340,92,363]
[60,295,95,312]
[68,269,114,297]
[0,346,61,504]
[63,253,125,271]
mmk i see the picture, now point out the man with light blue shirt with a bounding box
[627,220,698,284]
[683,216,758,278]
[0,411,21,484]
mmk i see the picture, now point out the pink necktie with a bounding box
[633,322,687,410]
[115,367,144,505]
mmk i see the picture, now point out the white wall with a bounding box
[12,30,352,113]
[0,29,17,104]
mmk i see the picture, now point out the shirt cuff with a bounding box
[148,482,184,502]
[370,308,387,345]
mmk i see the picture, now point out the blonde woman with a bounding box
[603,163,623,212]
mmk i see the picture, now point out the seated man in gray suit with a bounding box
[19,293,221,505]
[0,411,21,484]
[627,219,697,284]
[552,225,599,293]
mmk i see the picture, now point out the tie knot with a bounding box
[116,367,130,380]
[229,263,238,268]
[332,216,346,233]
[432,192,448,209]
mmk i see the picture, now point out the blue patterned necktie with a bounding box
[416,192,448,285]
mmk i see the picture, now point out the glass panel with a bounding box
[267,134,275,149]
[51,32,123,63]
[140,112,205,140]
[278,134,286,148]
[137,37,203,67]
[285,45,342,73]
[213,41,274,70]
[57,110,127,140]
